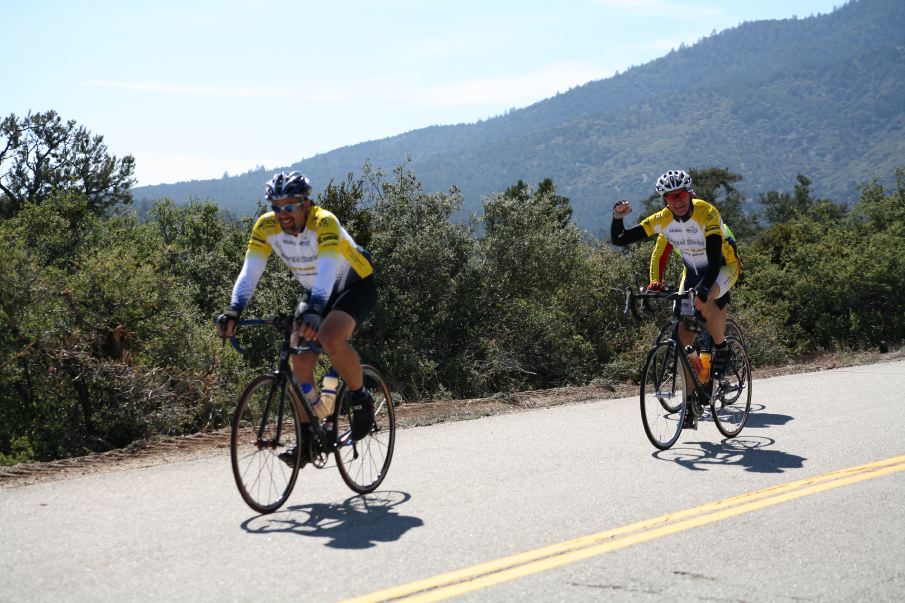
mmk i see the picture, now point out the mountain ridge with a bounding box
[133,0,905,232]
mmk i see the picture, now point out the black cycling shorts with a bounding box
[324,275,377,327]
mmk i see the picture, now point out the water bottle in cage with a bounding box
[320,369,339,416]
[302,382,328,420]
[685,345,704,378]
[698,351,712,383]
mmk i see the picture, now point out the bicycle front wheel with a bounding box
[333,365,396,494]
[711,336,752,438]
[640,341,687,450]
[230,374,303,514]
[725,316,746,348]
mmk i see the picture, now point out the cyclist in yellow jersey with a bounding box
[612,170,740,405]
[648,223,739,292]
[216,171,377,458]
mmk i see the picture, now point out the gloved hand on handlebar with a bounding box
[216,309,240,337]
[646,280,664,292]
[294,300,323,339]
[693,284,710,303]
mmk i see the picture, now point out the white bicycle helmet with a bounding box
[265,171,313,201]
[655,170,693,198]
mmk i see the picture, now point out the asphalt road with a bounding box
[2,360,904,602]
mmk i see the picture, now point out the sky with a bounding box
[5,0,846,186]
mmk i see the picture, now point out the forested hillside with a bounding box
[2,109,904,463]
[133,0,905,232]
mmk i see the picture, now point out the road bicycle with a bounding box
[226,314,395,514]
[625,288,752,450]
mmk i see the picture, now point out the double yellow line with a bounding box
[345,454,905,602]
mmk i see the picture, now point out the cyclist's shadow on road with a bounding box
[655,404,806,473]
[240,490,423,549]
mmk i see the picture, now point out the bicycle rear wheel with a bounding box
[230,374,302,514]
[640,341,687,450]
[711,336,752,438]
[333,365,395,494]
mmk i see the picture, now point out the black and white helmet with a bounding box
[265,171,313,201]
[655,170,693,198]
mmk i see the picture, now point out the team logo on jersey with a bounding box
[283,253,317,263]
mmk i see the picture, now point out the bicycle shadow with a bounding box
[740,403,795,429]
[654,435,807,474]
[240,490,424,549]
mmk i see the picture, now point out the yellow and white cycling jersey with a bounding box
[649,223,739,283]
[639,199,738,276]
[230,206,373,310]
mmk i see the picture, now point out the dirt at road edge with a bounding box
[2,349,901,488]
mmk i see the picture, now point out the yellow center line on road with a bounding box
[343,454,905,603]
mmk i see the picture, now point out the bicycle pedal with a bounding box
[311,450,329,469]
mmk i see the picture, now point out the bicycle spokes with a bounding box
[230,375,303,514]
[641,342,686,450]
[711,337,752,438]
[333,365,395,494]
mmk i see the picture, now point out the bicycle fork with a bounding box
[254,377,288,450]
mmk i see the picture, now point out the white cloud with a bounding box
[85,61,615,111]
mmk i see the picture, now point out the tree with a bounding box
[689,167,759,239]
[0,110,135,218]
[320,172,373,249]
[475,179,594,390]
[759,174,847,225]
[361,161,478,398]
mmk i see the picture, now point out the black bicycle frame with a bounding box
[632,288,713,401]
[231,315,332,450]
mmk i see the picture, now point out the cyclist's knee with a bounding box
[319,311,355,341]
[318,326,353,357]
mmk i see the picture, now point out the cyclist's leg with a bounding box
[323,276,378,439]
[699,262,738,344]
[319,275,377,388]
[319,310,363,389]
[705,262,739,374]
[699,290,729,344]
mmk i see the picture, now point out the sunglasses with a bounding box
[271,202,303,213]
[663,190,690,203]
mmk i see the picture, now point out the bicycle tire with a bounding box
[230,374,303,514]
[655,342,684,414]
[333,364,396,494]
[655,320,674,344]
[711,336,752,438]
[640,341,686,450]
[725,317,746,347]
